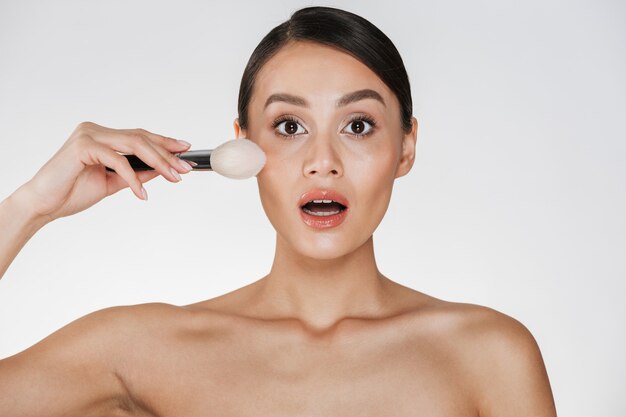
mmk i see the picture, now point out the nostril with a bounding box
[305,164,342,177]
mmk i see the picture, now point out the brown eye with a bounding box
[285,121,299,135]
[342,117,374,136]
[351,120,365,134]
[275,118,306,137]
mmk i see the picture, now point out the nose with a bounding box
[302,133,344,179]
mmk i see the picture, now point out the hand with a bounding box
[14,121,193,222]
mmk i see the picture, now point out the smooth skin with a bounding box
[0,41,557,416]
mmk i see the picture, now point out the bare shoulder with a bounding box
[0,302,192,416]
[84,301,216,345]
[420,300,557,417]
[424,300,539,342]
[60,302,193,342]
[13,301,213,373]
[435,301,547,370]
[18,302,197,363]
[97,301,191,328]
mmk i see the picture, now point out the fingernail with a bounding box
[177,140,191,147]
[141,187,148,200]
[170,167,182,181]
[178,158,193,172]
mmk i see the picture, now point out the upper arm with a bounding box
[0,306,134,417]
[461,306,557,417]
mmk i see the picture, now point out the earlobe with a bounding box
[233,118,247,139]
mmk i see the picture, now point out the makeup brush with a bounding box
[106,138,266,179]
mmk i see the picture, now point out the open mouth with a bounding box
[300,199,348,217]
[297,189,350,228]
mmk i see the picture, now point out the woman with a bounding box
[0,6,556,416]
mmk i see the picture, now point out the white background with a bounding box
[1,0,624,415]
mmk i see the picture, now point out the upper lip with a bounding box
[298,188,350,209]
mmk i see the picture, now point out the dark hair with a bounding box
[237,6,413,133]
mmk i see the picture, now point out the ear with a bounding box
[395,116,418,179]
[233,118,247,139]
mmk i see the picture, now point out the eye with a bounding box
[341,115,376,137]
[273,116,307,138]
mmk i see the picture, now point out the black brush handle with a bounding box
[105,150,213,172]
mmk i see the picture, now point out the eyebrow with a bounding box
[263,88,386,109]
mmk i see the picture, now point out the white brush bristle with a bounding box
[210,138,266,179]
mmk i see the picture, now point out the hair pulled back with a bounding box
[237,6,413,133]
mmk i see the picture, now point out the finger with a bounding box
[110,134,182,183]
[142,139,194,176]
[95,126,192,154]
[74,122,190,152]
[127,130,194,173]
[105,169,160,198]
[136,129,192,153]
[92,129,192,179]
[84,142,146,200]
[136,170,161,183]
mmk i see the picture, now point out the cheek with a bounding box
[255,149,297,222]
[248,126,282,205]
[351,142,399,219]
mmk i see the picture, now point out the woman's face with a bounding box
[235,41,417,260]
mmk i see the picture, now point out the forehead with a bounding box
[250,41,397,109]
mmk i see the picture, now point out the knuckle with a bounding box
[73,121,94,137]
[166,148,179,160]
[160,157,173,172]
[113,151,127,164]
[135,140,155,155]
[77,121,95,130]
[128,132,148,142]
[72,133,92,149]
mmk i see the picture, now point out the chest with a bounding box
[125,326,477,417]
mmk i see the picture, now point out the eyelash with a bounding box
[271,114,378,139]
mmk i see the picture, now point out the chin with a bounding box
[267,204,382,261]
[289,232,371,261]
[300,244,351,261]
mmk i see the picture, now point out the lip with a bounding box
[297,188,350,230]
[297,188,350,209]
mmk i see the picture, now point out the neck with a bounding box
[251,233,392,332]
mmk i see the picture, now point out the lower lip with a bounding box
[300,207,349,229]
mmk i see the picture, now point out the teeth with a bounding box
[311,199,335,204]
[303,207,341,216]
